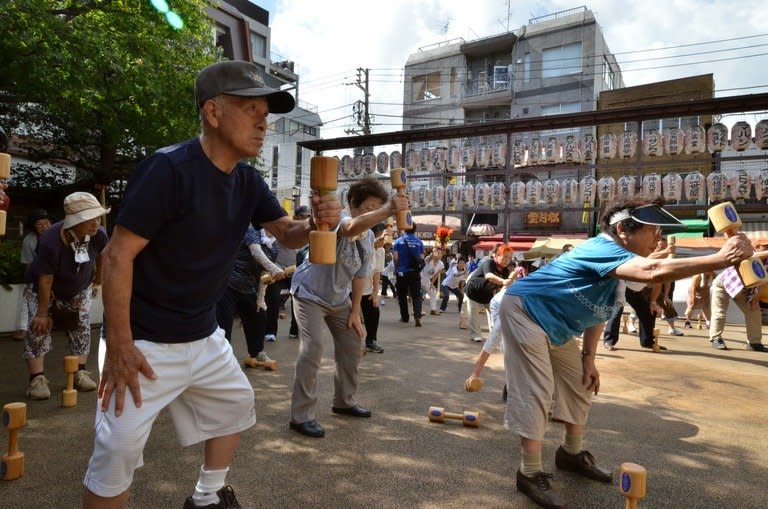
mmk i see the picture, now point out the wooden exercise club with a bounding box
[619,462,647,509]
[0,152,10,236]
[389,168,413,230]
[308,156,337,264]
[707,201,768,287]
[427,406,480,428]
[2,402,27,481]
[62,355,79,408]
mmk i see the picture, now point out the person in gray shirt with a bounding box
[289,178,408,438]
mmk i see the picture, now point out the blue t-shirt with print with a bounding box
[506,235,635,346]
[117,138,287,343]
[392,233,424,274]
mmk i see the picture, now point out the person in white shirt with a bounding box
[421,247,444,315]
[440,256,467,313]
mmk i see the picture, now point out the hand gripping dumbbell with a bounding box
[707,202,768,287]
[464,377,484,392]
[428,406,480,428]
[62,355,79,407]
[619,462,647,509]
[260,265,296,286]
[309,156,338,264]
[0,152,10,236]
[389,168,413,230]
[243,357,277,371]
[2,402,27,481]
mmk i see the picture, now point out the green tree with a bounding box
[0,0,218,189]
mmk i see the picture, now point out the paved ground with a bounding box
[1,298,767,508]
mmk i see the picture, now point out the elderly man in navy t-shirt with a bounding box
[82,61,341,509]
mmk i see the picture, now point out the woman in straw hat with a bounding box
[23,191,109,400]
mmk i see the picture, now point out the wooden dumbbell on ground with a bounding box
[0,153,10,236]
[652,327,661,353]
[621,313,628,333]
[464,377,484,392]
[2,402,27,481]
[309,156,337,264]
[707,202,768,287]
[62,355,79,408]
[619,462,647,509]
[243,357,277,371]
[428,406,480,427]
[389,168,413,231]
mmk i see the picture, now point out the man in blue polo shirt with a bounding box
[392,223,424,326]
[82,61,341,509]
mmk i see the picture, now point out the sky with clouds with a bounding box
[266,0,768,143]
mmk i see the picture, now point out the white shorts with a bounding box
[83,328,256,497]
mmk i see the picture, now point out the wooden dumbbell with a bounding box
[260,265,296,286]
[243,357,277,371]
[621,313,628,334]
[464,377,484,392]
[697,313,703,330]
[652,327,661,353]
[2,402,27,481]
[428,406,480,427]
[309,156,338,264]
[389,168,413,230]
[707,202,768,287]
[0,153,10,236]
[62,355,79,407]
[619,462,647,509]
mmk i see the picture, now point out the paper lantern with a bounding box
[417,185,432,208]
[445,184,458,211]
[754,169,768,200]
[475,183,491,207]
[730,169,751,200]
[542,179,560,205]
[707,123,728,153]
[730,121,751,151]
[707,171,728,201]
[600,133,617,159]
[338,186,348,207]
[406,149,419,172]
[420,148,432,172]
[664,127,684,156]
[431,185,445,208]
[582,133,597,162]
[528,138,542,165]
[493,142,507,168]
[616,175,636,199]
[432,147,446,171]
[407,186,419,207]
[352,154,363,177]
[376,152,389,173]
[561,178,579,204]
[361,153,376,175]
[508,181,525,206]
[525,179,542,204]
[662,173,682,202]
[448,146,462,169]
[597,177,616,202]
[476,144,490,168]
[579,176,597,205]
[545,137,560,163]
[511,138,526,165]
[341,155,354,178]
[460,183,475,207]
[641,173,661,199]
[389,151,402,169]
[563,135,581,163]
[643,129,663,157]
[754,120,768,150]
[462,146,476,168]
[685,126,706,154]
[618,131,637,159]
[491,182,507,209]
[684,172,705,202]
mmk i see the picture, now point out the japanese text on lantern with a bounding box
[525,211,561,226]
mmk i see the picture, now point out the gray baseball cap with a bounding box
[195,60,295,113]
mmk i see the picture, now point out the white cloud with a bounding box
[269,0,768,144]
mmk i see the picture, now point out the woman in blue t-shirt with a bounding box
[501,197,754,509]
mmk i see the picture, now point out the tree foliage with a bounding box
[0,0,218,186]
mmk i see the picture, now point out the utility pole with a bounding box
[345,68,371,137]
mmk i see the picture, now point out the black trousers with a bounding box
[380,275,397,297]
[216,287,266,357]
[603,287,655,347]
[265,279,283,336]
[360,293,380,345]
[395,270,422,322]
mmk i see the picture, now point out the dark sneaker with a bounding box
[182,485,245,509]
[502,384,508,402]
[711,338,728,350]
[515,470,566,509]
[746,343,768,352]
[414,318,422,327]
[365,341,384,353]
[555,446,612,483]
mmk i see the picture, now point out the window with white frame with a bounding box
[602,57,615,90]
[412,72,441,101]
[251,32,266,59]
[522,52,531,83]
[541,42,582,78]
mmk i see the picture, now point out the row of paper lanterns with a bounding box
[338,120,768,177]
[338,170,768,208]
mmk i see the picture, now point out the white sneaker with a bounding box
[26,374,51,400]
[471,336,483,343]
[74,370,98,392]
[264,334,276,342]
[256,351,272,362]
[668,327,684,336]
[627,323,638,334]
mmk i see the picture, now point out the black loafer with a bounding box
[289,419,325,438]
[746,343,768,352]
[331,404,372,418]
[555,446,612,483]
[516,470,566,509]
